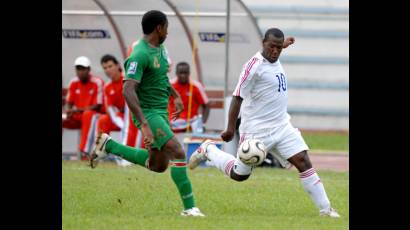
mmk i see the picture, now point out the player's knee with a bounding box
[150,163,168,173]
[292,151,312,171]
[173,148,186,160]
[165,138,186,160]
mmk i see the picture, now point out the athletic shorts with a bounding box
[134,110,174,150]
[239,121,309,168]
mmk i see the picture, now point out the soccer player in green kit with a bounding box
[90,10,204,217]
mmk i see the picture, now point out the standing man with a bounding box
[168,62,210,133]
[123,39,172,147]
[62,56,104,160]
[188,28,340,217]
[90,10,204,217]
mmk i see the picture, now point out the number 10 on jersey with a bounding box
[276,73,287,92]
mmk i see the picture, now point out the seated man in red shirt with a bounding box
[168,62,210,133]
[95,54,134,166]
[62,56,104,160]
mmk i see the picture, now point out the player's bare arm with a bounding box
[201,103,210,123]
[123,79,153,148]
[221,96,243,142]
[170,86,184,120]
[283,36,295,48]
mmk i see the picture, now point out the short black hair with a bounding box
[141,10,168,35]
[100,54,119,65]
[176,62,190,72]
[263,28,284,42]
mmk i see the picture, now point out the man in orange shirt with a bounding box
[62,56,104,160]
[168,62,210,133]
[96,54,136,166]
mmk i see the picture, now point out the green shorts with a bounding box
[133,110,174,150]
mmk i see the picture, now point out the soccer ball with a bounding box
[237,139,267,166]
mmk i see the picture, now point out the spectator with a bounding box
[96,54,134,166]
[168,62,210,133]
[62,56,104,160]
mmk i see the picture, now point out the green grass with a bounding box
[63,161,348,230]
[302,132,349,152]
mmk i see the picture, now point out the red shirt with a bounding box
[104,74,125,111]
[66,74,104,109]
[168,78,209,120]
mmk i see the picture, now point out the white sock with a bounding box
[206,144,236,176]
[299,168,331,212]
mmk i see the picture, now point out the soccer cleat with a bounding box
[188,139,215,170]
[89,133,111,169]
[181,207,205,217]
[320,207,341,218]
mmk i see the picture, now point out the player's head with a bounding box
[74,56,91,82]
[262,28,285,63]
[176,62,190,84]
[100,54,122,81]
[142,10,168,44]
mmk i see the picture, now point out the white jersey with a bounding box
[233,51,290,133]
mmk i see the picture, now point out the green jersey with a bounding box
[124,39,171,112]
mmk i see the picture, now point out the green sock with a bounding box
[170,159,195,210]
[105,139,149,167]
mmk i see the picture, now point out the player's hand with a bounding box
[221,129,235,142]
[172,97,184,120]
[141,122,154,149]
[283,36,295,48]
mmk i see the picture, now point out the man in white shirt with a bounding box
[188,28,340,218]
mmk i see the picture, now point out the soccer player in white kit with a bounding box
[189,28,340,218]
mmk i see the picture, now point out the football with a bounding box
[237,139,267,166]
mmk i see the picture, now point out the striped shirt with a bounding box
[233,52,290,133]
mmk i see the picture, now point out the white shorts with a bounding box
[239,122,309,169]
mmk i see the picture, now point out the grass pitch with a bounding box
[63,161,348,229]
[302,131,349,152]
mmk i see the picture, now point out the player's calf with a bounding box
[230,170,250,182]
[229,159,252,182]
[289,151,340,217]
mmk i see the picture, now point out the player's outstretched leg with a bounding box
[90,133,149,169]
[287,151,340,218]
[163,137,205,217]
[189,139,251,182]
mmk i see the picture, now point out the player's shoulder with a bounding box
[126,48,148,66]
[130,40,149,56]
[243,52,263,70]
